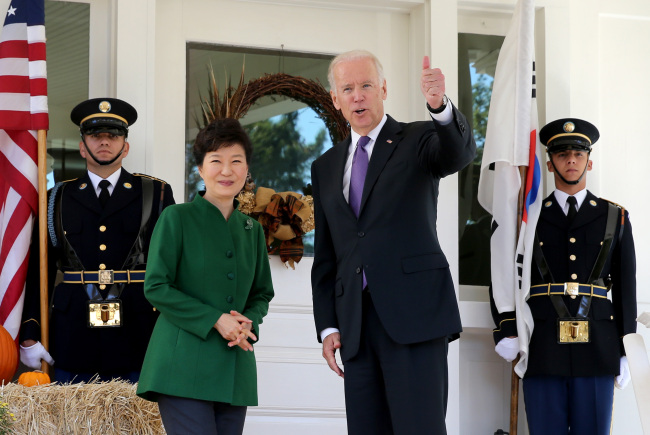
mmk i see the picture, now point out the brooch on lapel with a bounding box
[544,201,552,208]
[123,182,132,189]
[245,218,253,230]
[590,200,597,207]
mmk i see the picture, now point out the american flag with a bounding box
[0,0,48,341]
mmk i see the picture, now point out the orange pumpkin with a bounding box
[0,325,18,384]
[18,370,50,387]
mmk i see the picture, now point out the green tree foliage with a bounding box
[185,140,203,200]
[245,111,326,194]
[472,74,493,163]
[458,72,494,285]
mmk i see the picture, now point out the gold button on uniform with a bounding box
[571,273,578,280]
[99,264,106,270]
[99,284,106,290]
[569,238,576,243]
[99,244,107,251]
[99,225,107,232]
[570,255,576,261]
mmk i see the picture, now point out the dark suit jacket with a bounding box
[21,169,175,373]
[311,110,476,362]
[491,191,637,377]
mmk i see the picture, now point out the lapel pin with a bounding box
[123,182,132,189]
[386,139,393,144]
[79,183,87,190]
[590,200,597,206]
[544,201,552,207]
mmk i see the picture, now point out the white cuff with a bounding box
[428,102,453,125]
[320,327,340,342]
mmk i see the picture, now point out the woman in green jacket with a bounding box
[137,118,274,435]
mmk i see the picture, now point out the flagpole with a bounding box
[509,165,528,435]
[509,357,520,434]
[37,129,50,375]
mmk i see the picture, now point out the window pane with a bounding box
[186,44,334,256]
[457,33,504,286]
[45,1,90,187]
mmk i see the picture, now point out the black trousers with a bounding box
[156,394,247,435]
[343,290,449,435]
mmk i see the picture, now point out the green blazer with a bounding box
[136,193,274,405]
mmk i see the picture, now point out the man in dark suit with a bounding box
[311,49,475,434]
[490,118,637,435]
[20,98,175,383]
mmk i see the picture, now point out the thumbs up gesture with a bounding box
[420,56,446,110]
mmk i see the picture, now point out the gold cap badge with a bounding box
[563,122,575,133]
[98,101,111,113]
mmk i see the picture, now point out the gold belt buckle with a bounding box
[98,269,114,285]
[564,282,580,299]
[557,318,590,343]
[88,300,122,328]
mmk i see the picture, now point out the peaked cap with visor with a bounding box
[539,118,599,154]
[70,98,137,137]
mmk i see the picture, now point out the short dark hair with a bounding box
[193,118,252,167]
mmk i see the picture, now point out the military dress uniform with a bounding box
[490,119,637,435]
[20,98,175,382]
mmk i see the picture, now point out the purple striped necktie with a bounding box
[349,136,370,289]
[349,136,371,217]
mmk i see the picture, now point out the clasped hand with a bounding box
[214,310,257,351]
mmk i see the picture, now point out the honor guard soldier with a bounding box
[19,98,175,383]
[490,118,637,435]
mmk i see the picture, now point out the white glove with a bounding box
[615,356,630,390]
[20,341,54,370]
[495,337,519,362]
[637,312,650,327]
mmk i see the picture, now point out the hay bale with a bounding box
[0,380,164,434]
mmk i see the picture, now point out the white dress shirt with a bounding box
[553,188,587,216]
[87,168,122,198]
